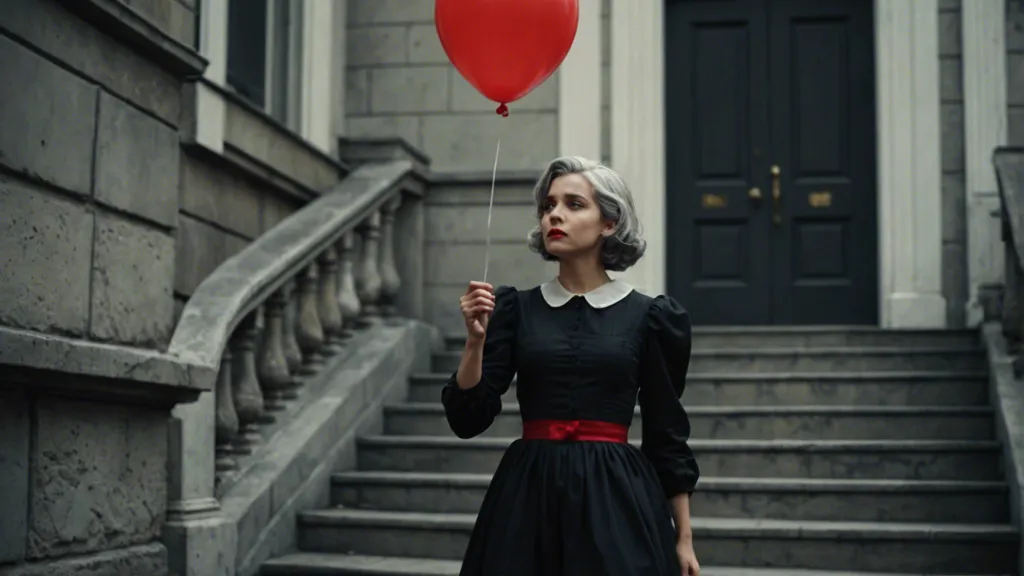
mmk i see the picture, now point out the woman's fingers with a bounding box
[466,281,493,294]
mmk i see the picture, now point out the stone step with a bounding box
[443,327,981,351]
[407,371,990,406]
[331,471,1010,524]
[431,346,986,375]
[296,510,1018,573]
[356,436,1002,481]
[260,553,993,576]
[383,403,995,441]
[261,553,988,576]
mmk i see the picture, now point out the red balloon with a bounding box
[435,0,579,116]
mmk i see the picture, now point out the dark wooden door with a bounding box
[665,0,877,326]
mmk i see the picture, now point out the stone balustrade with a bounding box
[162,155,427,573]
[209,201,405,493]
[993,147,1024,376]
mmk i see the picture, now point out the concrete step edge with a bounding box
[262,552,959,576]
[443,326,980,339]
[261,552,460,575]
[356,435,1003,452]
[299,509,1019,540]
[409,370,990,383]
[384,403,995,417]
[432,346,985,357]
[331,472,1008,493]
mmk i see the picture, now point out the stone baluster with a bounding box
[337,231,362,338]
[214,349,238,479]
[258,289,292,413]
[231,312,264,454]
[296,263,325,373]
[281,280,304,398]
[356,212,383,321]
[378,196,403,317]
[318,246,344,352]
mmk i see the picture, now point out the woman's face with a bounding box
[539,173,614,259]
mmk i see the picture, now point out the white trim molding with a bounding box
[300,0,335,153]
[191,0,228,153]
[558,0,602,160]
[962,0,1007,326]
[875,0,946,328]
[610,0,947,326]
[609,0,666,296]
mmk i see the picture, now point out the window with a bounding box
[226,0,303,131]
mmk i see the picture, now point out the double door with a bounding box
[665,0,878,325]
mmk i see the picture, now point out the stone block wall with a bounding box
[345,0,562,332]
[1009,0,1024,144]
[344,0,560,174]
[173,152,303,319]
[940,0,968,328]
[0,0,323,573]
[0,1,201,573]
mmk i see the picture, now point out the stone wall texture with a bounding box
[0,0,310,573]
[1008,0,1024,145]
[940,0,968,328]
[344,0,560,174]
[0,0,193,571]
[344,0,563,333]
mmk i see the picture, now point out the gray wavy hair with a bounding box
[527,156,646,272]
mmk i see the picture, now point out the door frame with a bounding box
[580,0,972,328]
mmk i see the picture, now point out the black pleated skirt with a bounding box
[458,438,682,576]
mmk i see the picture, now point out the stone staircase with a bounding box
[261,327,1019,575]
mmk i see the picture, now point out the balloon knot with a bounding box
[496,103,509,117]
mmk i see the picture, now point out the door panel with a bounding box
[665,0,877,325]
[665,0,771,325]
[768,0,877,324]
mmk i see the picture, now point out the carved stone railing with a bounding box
[993,147,1024,376]
[163,157,426,538]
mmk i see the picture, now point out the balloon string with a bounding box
[483,135,501,284]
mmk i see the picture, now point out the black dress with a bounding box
[442,282,700,576]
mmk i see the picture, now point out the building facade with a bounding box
[0,0,1019,574]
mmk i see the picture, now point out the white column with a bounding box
[875,0,946,328]
[610,0,665,295]
[558,0,602,160]
[192,0,227,154]
[962,0,1008,326]
[301,0,335,153]
[331,0,349,149]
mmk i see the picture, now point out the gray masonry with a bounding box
[0,0,345,574]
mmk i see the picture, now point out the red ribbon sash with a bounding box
[522,419,629,443]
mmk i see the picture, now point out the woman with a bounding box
[442,156,700,575]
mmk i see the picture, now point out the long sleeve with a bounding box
[638,295,700,498]
[441,285,518,439]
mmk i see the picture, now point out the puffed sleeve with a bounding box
[638,295,700,499]
[441,285,518,439]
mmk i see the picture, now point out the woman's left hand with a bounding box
[676,540,699,576]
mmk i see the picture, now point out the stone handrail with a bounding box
[165,159,423,510]
[993,146,1024,375]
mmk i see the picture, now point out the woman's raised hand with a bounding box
[460,281,495,343]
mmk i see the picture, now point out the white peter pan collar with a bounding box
[539,278,634,309]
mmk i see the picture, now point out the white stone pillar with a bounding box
[301,0,335,154]
[609,0,666,295]
[876,0,947,328]
[962,0,1008,326]
[558,0,602,161]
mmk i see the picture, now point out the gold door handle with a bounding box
[748,187,762,201]
[770,165,782,226]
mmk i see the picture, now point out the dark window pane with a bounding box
[227,0,268,107]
